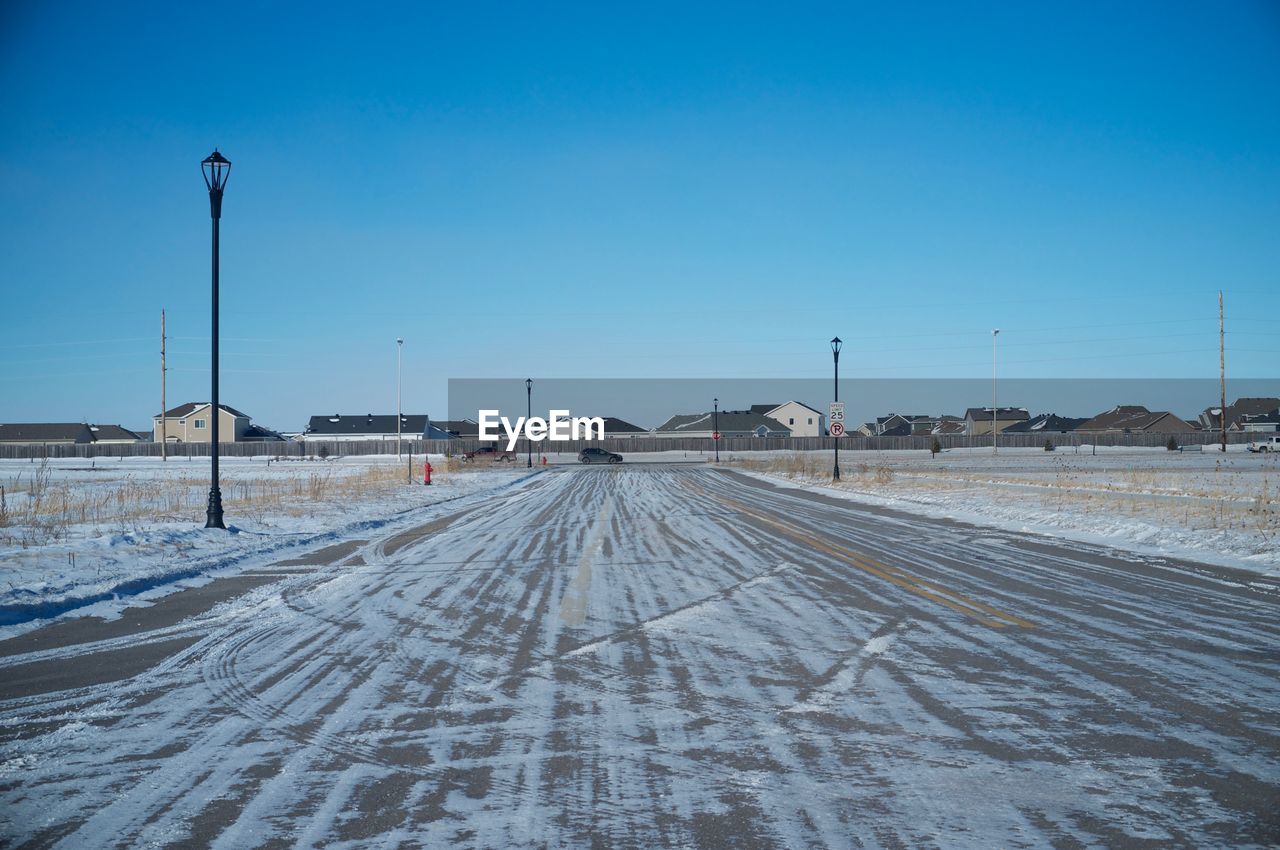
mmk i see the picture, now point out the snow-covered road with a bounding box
[1,466,1277,847]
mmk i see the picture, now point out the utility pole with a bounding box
[160,309,167,461]
[1219,290,1226,453]
[992,329,1000,455]
[396,338,403,459]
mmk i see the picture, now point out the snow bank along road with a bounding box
[1,466,1277,848]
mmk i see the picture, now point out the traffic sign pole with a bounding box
[830,400,845,481]
[713,398,720,464]
[830,337,843,481]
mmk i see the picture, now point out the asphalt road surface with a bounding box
[1,466,1277,848]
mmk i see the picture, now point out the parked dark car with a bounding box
[463,445,516,462]
[578,448,623,464]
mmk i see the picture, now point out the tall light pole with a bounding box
[992,329,1000,456]
[202,150,231,530]
[396,338,404,458]
[831,336,842,480]
[713,397,720,463]
[526,378,533,468]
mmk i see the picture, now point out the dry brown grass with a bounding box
[731,452,1279,543]
[0,458,476,547]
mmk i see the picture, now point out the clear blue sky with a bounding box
[2,1,1277,432]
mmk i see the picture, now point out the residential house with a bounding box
[751,401,825,437]
[1199,398,1280,432]
[1076,405,1196,434]
[0,423,145,445]
[532,414,646,439]
[653,411,791,439]
[432,419,479,439]
[873,414,958,437]
[0,423,95,445]
[1237,410,1280,432]
[930,419,967,436]
[874,414,926,436]
[1002,414,1088,435]
[301,414,452,442]
[241,425,288,442]
[87,424,145,444]
[598,417,648,439]
[153,403,251,443]
[963,407,1030,436]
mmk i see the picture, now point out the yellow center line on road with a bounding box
[686,479,1034,630]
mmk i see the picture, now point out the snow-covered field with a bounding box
[3,464,1274,846]
[3,446,1275,639]
[0,455,534,635]
[732,446,1280,575]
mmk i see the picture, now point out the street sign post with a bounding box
[829,401,846,475]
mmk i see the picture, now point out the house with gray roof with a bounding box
[653,411,791,439]
[0,423,145,445]
[931,419,967,436]
[0,423,95,445]
[432,420,479,439]
[963,407,1030,436]
[1076,405,1196,434]
[301,414,452,442]
[1236,410,1280,432]
[870,413,962,437]
[753,401,825,437]
[154,403,252,444]
[598,417,648,439]
[1199,398,1280,432]
[1002,414,1088,435]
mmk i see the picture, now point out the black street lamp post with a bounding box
[831,336,842,481]
[202,150,231,529]
[526,378,533,468]
[713,398,719,463]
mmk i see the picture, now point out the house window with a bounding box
[808,418,814,424]
[194,419,207,429]
[789,418,795,425]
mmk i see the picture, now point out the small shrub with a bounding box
[1044,439,1055,452]
[1166,436,1179,451]
[318,444,330,459]
[930,438,942,457]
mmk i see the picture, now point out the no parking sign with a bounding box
[829,402,845,438]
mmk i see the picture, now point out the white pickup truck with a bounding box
[1247,435,1280,453]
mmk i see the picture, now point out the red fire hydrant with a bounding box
[423,461,433,486]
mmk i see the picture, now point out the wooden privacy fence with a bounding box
[0,430,1258,460]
